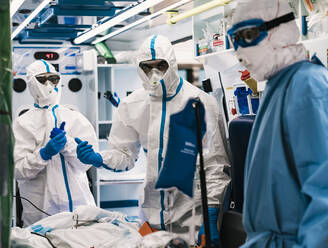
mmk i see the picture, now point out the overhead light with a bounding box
[10,0,26,17]
[74,0,165,45]
[167,0,232,25]
[11,0,52,40]
[92,0,191,44]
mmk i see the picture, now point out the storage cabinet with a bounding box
[91,62,146,216]
[192,0,328,123]
[192,0,328,60]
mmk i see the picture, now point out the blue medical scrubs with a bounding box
[242,58,328,247]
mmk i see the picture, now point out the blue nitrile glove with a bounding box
[104,91,120,108]
[198,208,220,246]
[50,122,66,139]
[75,138,103,168]
[40,132,67,160]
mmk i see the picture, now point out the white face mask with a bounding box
[148,68,165,84]
[235,32,307,82]
[236,39,276,81]
[29,77,59,107]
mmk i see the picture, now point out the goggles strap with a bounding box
[260,12,295,32]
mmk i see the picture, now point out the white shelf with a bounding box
[94,53,146,213]
[301,36,328,45]
[98,120,112,124]
[97,64,135,68]
[195,48,234,59]
[195,48,235,64]
[193,36,328,61]
[99,179,144,186]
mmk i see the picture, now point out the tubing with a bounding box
[168,0,232,25]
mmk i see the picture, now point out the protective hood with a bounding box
[26,60,61,107]
[232,0,307,81]
[136,34,180,97]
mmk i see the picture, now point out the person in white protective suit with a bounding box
[13,60,97,227]
[75,35,231,245]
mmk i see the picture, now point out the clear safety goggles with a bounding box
[35,73,60,85]
[139,59,169,75]
[227,12,295,50]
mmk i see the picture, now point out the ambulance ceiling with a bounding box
[10,0,192,44]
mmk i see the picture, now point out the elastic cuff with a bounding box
[92,153,104,168]
[92,162,103,168]
[40,148,51,161]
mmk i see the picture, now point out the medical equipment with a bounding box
[239,70,259,115]
[155,98,206,198]
[13,195,51,217]
[196,19,226,56]
[233,85,251,115]
[239,70,257,94]
[233,85,259,116]
[194,99,213,248]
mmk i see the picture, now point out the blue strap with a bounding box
[156,78,183,230]
[150,35,158,60]
[51,105,59,128]
[158,80,167,173]
[40,59,50,73]
[166,77,183,101]
[60,153,73,212]
[149,35,181,230]
[51,104,72,212]
[34,103,49,109]
[158,80,167,230]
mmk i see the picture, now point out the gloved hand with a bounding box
[75,138,103,168]
[40,132,67,160]
[198,208,220,247]
[50,122,66,139]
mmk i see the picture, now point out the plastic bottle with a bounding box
[239,70,260,114]
[239,70,258,94]
[234,86,251,115]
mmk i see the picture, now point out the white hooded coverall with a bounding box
[100,35,231,240]
[13,60,96,227]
